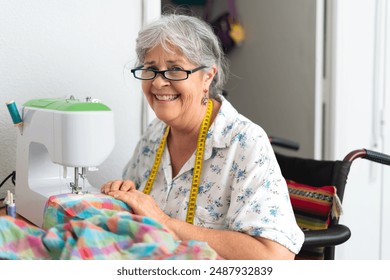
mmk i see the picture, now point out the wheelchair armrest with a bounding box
[303,224,351,247]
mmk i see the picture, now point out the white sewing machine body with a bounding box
[15,97,115,226]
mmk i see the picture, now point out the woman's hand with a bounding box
[101,181,178,239]
[100,180,136,194]
[108,189,167,222]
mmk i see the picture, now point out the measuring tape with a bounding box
[143,99,213,224]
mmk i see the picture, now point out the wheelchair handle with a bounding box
[269,136,300,151]
[344,149,390,166]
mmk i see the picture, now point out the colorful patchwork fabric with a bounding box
[42,193,132,229]
[0,194,219,260]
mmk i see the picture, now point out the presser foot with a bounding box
[69,182,85,194]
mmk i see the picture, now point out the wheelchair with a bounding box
[270,136,390,260]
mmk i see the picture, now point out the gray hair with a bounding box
[135,13,229,98]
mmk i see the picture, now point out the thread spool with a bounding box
[6,100,23,126]
[5,191,16,218]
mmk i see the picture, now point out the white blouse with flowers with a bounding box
[122,95,304,254]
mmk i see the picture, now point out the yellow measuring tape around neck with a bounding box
[143,99,213,224]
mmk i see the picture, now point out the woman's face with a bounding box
[141,45,216,129]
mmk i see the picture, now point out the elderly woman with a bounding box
[101,13,304,260]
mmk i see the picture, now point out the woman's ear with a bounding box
[204,65,217,88]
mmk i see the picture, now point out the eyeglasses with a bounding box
[131,65,207,81]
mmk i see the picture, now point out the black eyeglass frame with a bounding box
[130,65,207,81]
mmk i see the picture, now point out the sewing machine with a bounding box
[15,97,115,226]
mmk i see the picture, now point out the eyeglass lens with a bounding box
[137,69,187,80]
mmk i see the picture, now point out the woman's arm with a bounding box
[164,217,295,260]
[102,183,295,260]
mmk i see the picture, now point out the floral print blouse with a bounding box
[123,95,304,254]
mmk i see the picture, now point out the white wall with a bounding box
[325,0,390,259]
[0,1,160,197]
[382,0,390,259]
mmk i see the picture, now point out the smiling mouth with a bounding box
[154,94,179,101]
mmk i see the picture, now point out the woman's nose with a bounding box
[151,74,170,88]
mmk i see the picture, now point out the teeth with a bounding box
[155,95,179,101]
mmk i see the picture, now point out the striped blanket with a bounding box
[0,194,219,260]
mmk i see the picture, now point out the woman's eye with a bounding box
[170,67,183,71]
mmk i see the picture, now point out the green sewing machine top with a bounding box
[23,98,111,111]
